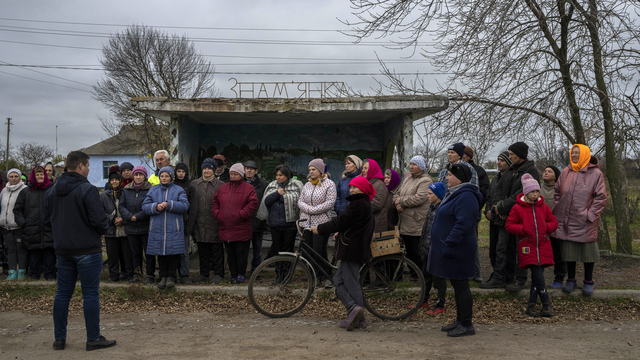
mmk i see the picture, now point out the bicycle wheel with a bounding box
[360,254,427,320]
[248,255,315,318]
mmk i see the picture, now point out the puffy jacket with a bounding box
[13,184,53,250]
[317,193,374,265]
[418,202,440,259]
[0,182,27,230]
[370,177,389,232]
[493,160,540,226]
[552,156,607,243]
[212,179,258,242]
[334,169,361,215]
[506,194,558,269]
[100,188,126,238]
[186,177,223,243]
[393,172,433,236]
[142,182,190,255]
[298,177,336,228]
[44,172,109,255]
[427,184,481,280]
[118,181,152,235]
[260,180,303,230]
[246,176,268,232]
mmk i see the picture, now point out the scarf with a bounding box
[202,173,215,182]
[310,174,327,186]
[386,169,401,190]
[134,182,142,191]
[29,166,51,192]
[364,159,384,181]
[570,144,591,172]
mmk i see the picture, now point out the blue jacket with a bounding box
[119,181,152,235]
[142,182,189,256]
[44,172,109,255]
[334,169,361,215]
[427,184,481,279]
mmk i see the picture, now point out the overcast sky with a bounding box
[0,0,445,157]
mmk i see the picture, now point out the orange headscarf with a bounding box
[570,144,591,172]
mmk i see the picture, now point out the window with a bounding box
[103,161,118,179]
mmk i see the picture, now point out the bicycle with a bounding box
[247,220,426,320]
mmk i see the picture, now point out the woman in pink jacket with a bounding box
[553,144,607,296]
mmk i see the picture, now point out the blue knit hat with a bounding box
[201,158,217,170]
[410,155,427,172]
[448,142,466,159]
[429,182,446,200]
[159,166,174,181]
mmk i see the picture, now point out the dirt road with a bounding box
[1,311,639,359]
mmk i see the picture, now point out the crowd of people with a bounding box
[0,140,608,346]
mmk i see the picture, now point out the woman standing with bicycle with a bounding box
[312,176,375,331]
[298,159,336,288]
[428,164,481,337]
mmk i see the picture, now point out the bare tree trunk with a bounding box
[597,214,611,251]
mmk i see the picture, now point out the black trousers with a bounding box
[528,265,550,304]
[225,241,249,279]
[105,237,134,280]
[550,237,567,282]
[28,248,56,280]
[197,242,225,277]
[128,234,155,277]
[270,228,297,255]
[450,279,473,327]
[421,256,446,307]
[157,254,180,278]
[303,231,331,280]
[401,235,422,279]
[489,222,499,270]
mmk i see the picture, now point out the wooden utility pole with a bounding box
[5,118,11,172]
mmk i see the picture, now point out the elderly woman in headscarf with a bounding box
[552,144,607,296]
[0,168,28,280]
[362,159,388,233]
[384,169,402,230]
[335,155,362,216]
[392,156,433,281]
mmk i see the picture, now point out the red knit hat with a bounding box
[349,176,376,201]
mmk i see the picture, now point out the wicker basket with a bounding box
[370,227,403,257]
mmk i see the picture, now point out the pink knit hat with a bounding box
[521,173,540,195]
[131,166,148,178]
[229,163,245,177]
[308,159,325,174]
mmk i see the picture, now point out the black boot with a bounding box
[525,303,538,317]
[541,302,553,317]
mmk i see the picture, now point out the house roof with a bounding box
[80,125,159,155]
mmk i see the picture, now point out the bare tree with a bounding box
[93,25,218,156]
[343,0,640,252]
[15,142,54,169]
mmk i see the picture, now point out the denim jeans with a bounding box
[54,252,103,342]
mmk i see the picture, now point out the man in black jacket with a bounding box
[244,160,268,272]
[463,146,490,283]
[44,151,116,351]
[480,143,540,292]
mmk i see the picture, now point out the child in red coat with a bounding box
[505,173,559,318]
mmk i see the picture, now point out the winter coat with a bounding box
[334,169,361,215]
[43,172,109,255]
[0,182,27,230]
[393,172,433,236]
[173,162,191,192]
[297,177,337,228]
[100,188,127,238]
[385,185,400,230]
[540,182,555,210]
[258,180,304,230]
[142,182,190,256]
[13,183,53,250]
[552,156,607,243]
[370,177,389,233]
[427,184,481,280]
[317,193,374,265]
[212,180,258,242]
[484,172,503,220]
[493,160,540,226]
[186,177,223,243]
[418,202,440,259]
[505,194,558,269]
[118,181,152,235]
[468,159,491,215]
[246,176,268,232]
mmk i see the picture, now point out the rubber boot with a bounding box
[6,270,17,280]
[166,277,175,289]
[17,269,26,280]
[157,277,167,290]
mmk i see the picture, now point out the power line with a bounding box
[0,70,92,92]
[0,60,94,87]
[0,38,101,50]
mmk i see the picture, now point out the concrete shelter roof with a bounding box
[130,95,448,124]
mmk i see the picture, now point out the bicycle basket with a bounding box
[370,226,403,257]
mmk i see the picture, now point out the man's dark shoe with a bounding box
[447,324,476,337]
[144,276,154,284]
[53,339,65,350]
[179,276,192,285]
[479,279,506,289]
[86,336,116,351]
[211,275,224,284]
[441,321,460,332]
[505,281,525,293]
[192,274,208,283]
